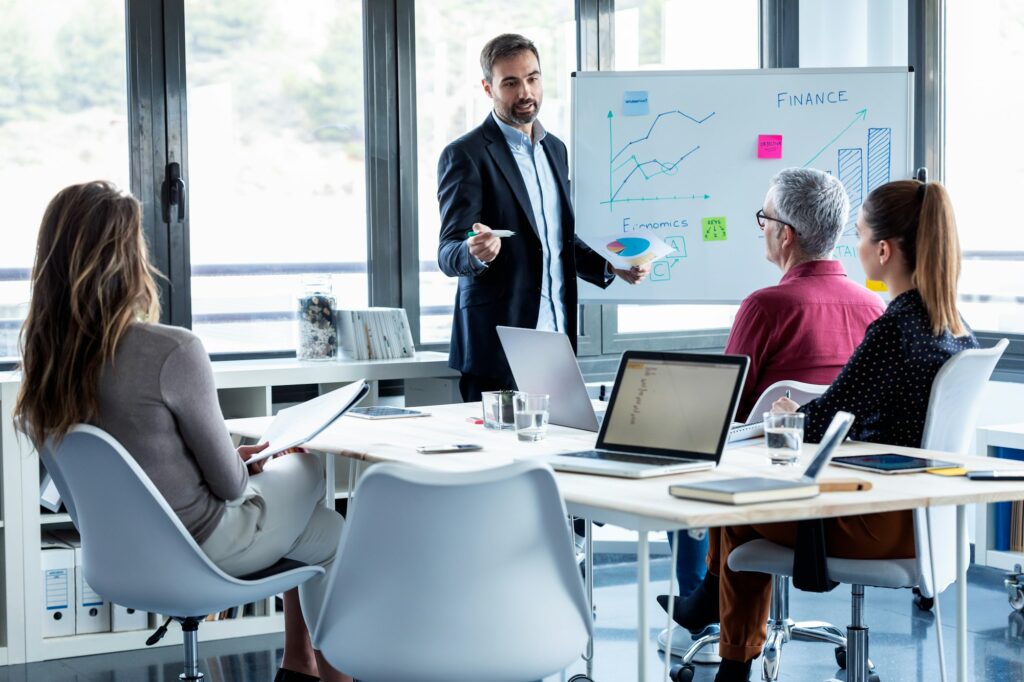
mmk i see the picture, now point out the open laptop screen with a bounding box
[599,353,747,459]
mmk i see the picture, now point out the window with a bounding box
[184,0,367,354]
[946,1,1024,333]
[0,0,129,361]
[415,1,577,344]
[611,0,758,335]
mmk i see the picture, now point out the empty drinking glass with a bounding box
[481,390,516,430]
[513,392,550,442]
[763,412,805,465]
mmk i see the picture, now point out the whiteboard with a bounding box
[571,67,914,302]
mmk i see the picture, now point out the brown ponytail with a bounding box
[860,179,966,337]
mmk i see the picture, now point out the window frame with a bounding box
[10,0,1020,377]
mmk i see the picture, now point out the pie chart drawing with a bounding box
[606,237,650,258]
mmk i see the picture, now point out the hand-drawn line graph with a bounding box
[603,108,715,208]
[836,126,892,237]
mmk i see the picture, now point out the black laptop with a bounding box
[544,351,749,478]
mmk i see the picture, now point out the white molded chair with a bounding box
[313,460,593,682]
[724,339,1009,682]
[668,380,830,673]
[744,379,830,423]
[41,425,324,682]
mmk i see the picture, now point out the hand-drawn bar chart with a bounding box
[837,127,891,234]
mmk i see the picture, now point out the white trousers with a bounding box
[200,453,343,633]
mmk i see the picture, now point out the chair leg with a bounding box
[760,575,794,682]
[846,585,871,682]
[679,631,721,665]
[179,617,204,681]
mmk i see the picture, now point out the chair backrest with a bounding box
[745,379,829,422]
[42,425,300,617]
[313,461,592,682]
[914,339,1008,597]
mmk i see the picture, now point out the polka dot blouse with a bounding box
[799,289,979,448]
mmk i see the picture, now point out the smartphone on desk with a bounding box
[415,444,483,454]
[967,470,1024,481]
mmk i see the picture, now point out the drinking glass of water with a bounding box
[763,412,805,465]
[513,392,550,442]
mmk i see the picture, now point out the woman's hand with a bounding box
[771,397,800,413]
[238,442,270,475]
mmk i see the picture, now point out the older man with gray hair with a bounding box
[730,166,886,419]
[656,168,885,670]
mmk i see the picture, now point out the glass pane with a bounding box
[947,1,1024,333]
[799,0,907,68]
[612,0,757,333]
[185,1,367,354]
[415,2,577,344]
[0,0,129,361]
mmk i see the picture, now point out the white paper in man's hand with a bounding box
[246,380,370,464]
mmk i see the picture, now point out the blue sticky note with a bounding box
[622,91,649,116]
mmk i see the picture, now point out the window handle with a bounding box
[167,162,186,222]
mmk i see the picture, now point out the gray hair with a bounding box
[766,168,850,259]
[480,34,540,83]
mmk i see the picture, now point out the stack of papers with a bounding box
[248,381,369,463]
[338,308,416,360]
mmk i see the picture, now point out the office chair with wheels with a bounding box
[719,339,1009,682]
[313,460,593,682]
[41,425,324,682]
[666,380,833,676]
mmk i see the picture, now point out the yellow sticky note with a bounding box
[866,280,887,292]
[928,467,968,476]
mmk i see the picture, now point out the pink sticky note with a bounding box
[758,134,783,159]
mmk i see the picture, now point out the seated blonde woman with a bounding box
[14,181,350,682]
[675,179,978,682]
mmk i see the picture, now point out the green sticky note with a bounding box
[701,216,727,241]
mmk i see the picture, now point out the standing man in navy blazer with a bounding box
[437,33,649,401]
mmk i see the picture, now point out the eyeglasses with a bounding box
[755,209,799,234]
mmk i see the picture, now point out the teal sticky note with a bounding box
[623,91,649,116]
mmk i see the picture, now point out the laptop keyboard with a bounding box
[561,450,688,466]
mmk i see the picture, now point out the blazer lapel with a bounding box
[482,117,540,239]
[543,138,575,223]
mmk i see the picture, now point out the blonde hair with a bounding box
[14,181,162,447]
[861,179,965,336]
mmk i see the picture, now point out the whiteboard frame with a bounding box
[570,66,916,305]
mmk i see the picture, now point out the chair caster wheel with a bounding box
[912,587,934,611]
[835,646,846,669]
[670,663,695,682]
[568,675,593,682]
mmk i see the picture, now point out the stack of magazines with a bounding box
[338,308,416,360]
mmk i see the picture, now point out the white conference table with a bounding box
[228,403,1024,682]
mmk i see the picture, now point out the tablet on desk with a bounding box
[346,406,429,420]
[831,453,959,474]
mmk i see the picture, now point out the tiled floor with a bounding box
[5,558,1023,681]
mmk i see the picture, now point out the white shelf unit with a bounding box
[974,424,1024,571]
[0,353,458,664]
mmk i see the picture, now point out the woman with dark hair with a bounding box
[14,181,351,682]
[676,179,978,682]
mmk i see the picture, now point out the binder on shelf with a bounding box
[40,470,63,513]
[993,447,1024,551]
[40,536,75,638]
[337,307,416,360]
[111,603,149,632]
[48,530,111,634]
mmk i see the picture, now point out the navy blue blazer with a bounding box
[437,115,612,378]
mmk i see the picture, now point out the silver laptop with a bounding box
[496,326,604,432]
[545,351,749,478]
